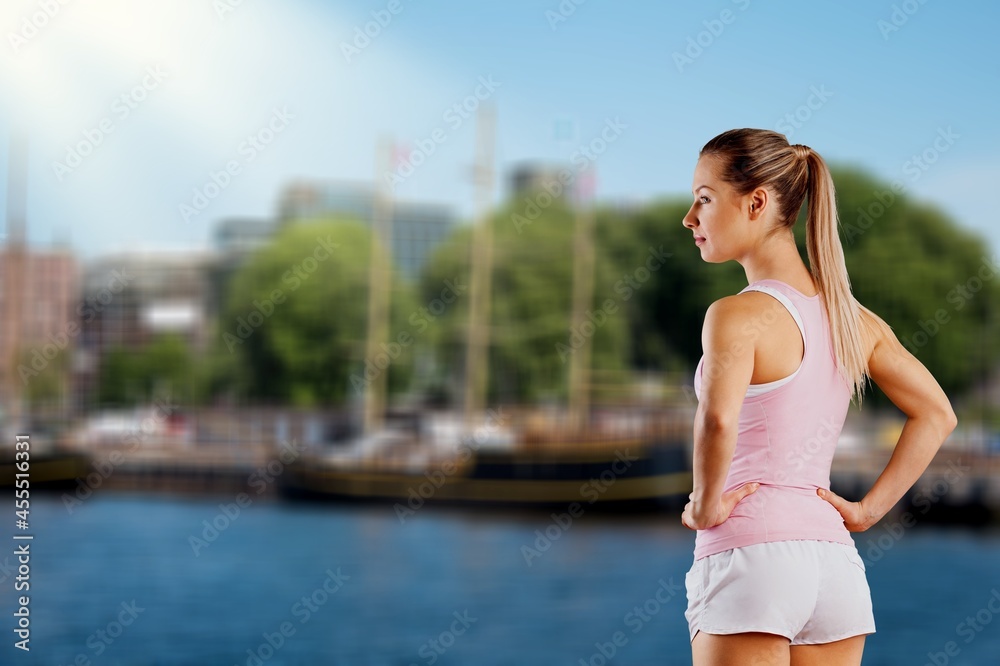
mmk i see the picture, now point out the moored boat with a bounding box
[278,406,693,512]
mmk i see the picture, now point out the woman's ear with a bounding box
[748,188,768,220]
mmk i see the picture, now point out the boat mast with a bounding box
[463,104,496,432]
[567,166,596,431]
[363,136,395,435]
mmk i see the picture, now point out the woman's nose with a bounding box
[682,206,697,230]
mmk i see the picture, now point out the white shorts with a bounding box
[684,539,876,646]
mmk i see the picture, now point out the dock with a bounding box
[4,436,999,522]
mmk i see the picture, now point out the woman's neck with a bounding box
[741,235,815,292]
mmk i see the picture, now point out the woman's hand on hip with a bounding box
[681,482,759,530]
[817,487,877,532]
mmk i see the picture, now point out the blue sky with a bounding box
[0,0,997,259]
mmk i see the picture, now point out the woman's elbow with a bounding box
[919,403,958,441]
[939,405,958,434]
[696,409,736,434]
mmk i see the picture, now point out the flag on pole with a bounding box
[391,141,412,170]
[575,164,597,204]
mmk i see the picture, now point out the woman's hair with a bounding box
[700,128,891,407]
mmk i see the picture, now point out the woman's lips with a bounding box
[694,236,706,246]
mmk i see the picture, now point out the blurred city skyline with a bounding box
[0,0,998,260]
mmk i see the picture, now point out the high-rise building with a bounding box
[210,217,276,317]
[74,249,216,405]
[82,249,216,346]
[213,218,276,258]
[508,161,578,201]
[0,247,78,393]
[277,181,456,281]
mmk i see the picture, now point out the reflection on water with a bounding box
[2,494,999,665]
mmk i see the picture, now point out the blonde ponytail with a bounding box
[802,149,880,407]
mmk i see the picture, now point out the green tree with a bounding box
[831,165,1000,402]
[594,199,746,373]
[618,164,999,408]
[220,218,418,406]
[419,192,629,404]
[19,345,71,409]
[97,333,193,406]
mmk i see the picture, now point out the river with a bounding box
[2,493,998,665]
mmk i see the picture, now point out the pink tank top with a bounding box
[691,279,855,560]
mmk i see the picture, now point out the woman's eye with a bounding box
[699,196,710,204]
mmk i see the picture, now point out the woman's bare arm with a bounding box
[688,296,757,526]
[819,309,958,530]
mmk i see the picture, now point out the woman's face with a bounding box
[682,153,751,263]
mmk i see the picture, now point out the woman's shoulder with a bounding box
[856,302,897,362]
[701,293,771,338]
[705,290,775,319]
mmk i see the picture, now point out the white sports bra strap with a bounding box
[741,285,806,346]
[741,285,805,395]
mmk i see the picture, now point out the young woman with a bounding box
[679,128,957,666]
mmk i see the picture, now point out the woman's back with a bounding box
[692,278,855,560]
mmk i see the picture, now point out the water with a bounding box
[3,493,999,665]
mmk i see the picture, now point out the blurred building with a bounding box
[508,162,580,201]
[209,217,276,316]
[0,245,78,392]
[214,217,275,257]
[277,180,455,281]
[75,248,216,401]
